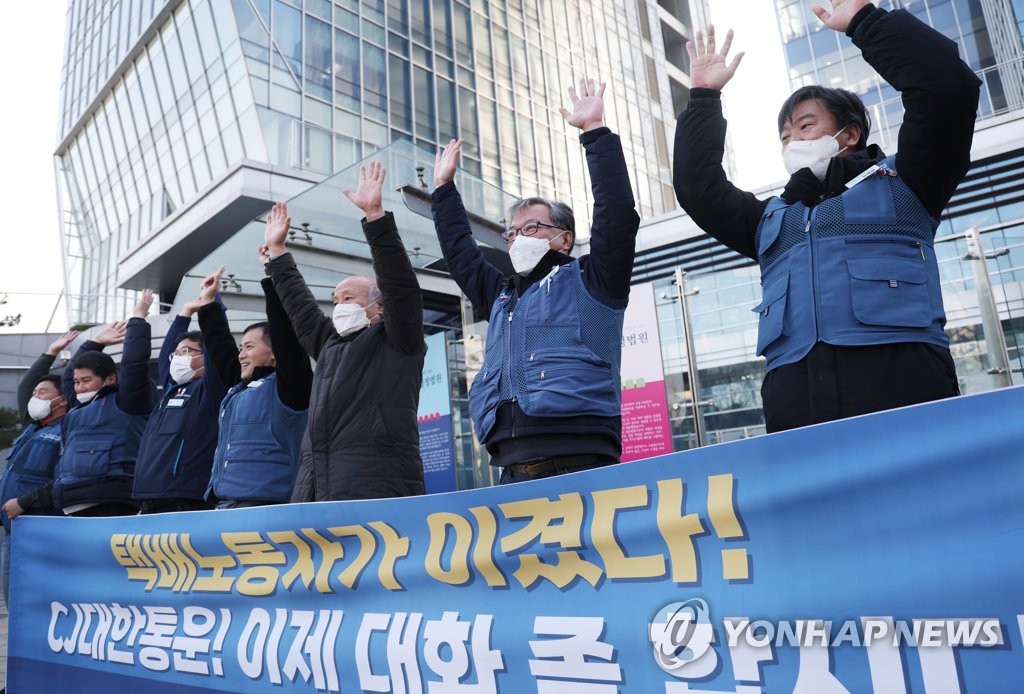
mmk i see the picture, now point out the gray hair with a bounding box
[506,197,576,251]
[368,282,382,305]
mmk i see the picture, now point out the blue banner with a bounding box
[8,386,1024,692]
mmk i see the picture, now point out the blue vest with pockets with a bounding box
[0,422,63,529]
[470,260,625,443]
[53,394,147,508]
[753,156,948,371]
[207,373,307,503]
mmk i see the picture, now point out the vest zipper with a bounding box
[808,207,822,342]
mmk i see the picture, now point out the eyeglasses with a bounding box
[173,346,202,357]
[501,220,566,243]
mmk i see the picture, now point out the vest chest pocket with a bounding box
[753,270,789,356]
[67,434,115,477]
[847,257,931,328]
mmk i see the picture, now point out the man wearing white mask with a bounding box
[432,78,641,483]
[0,331,77,603]
[263,161,426,501]
[132,290,231,513]
[673,1,980,432]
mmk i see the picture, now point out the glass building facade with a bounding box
[55,0,695,328]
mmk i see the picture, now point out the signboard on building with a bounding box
[418,331,456,493]
[620,281,674,461]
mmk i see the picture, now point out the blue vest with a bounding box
[133,379,220,501]
[53,394,148,508]
[470,260,625,442]
[753,157,948,371]
[0,422,63,529]
[207,373,307,503]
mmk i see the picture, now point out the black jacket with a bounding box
[431,126,640,465]
[673,4,981,261]
[267,212,426,502]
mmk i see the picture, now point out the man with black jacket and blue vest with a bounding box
[196,265,312,508]
[132,288,230,513]
[432,78,640,483]
[673,1,980,432]
[7,293,158,518]
[0,330,77,603]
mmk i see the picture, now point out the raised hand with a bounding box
[197,266,226,307]
[686,25,744,91]
[559,78,606,132]
[256,243,272,268]
[46,330,79,356]
[812,0,871,32]
[133,288,155,318]
[264,202,291,257]
[94,321,127,346]
[180,297,204,317]
[434,139,462,188]
[342,161,386,222]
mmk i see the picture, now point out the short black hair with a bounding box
[242,322,272,348]
[72,351,116,380]
[35,374,62,390]
[177,330,204,348]
[777,85,871,150]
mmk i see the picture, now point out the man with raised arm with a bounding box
[432,78,641,483]
[132,286,230,513]
[0,330,77,603]
[196,265,312,508]
[263,162,426,502]
[673,1,980,432]
[8,294,158,518]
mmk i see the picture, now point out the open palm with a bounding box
[687,25,744,91]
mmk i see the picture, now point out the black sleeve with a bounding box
[850,6,981,218]
[262,278,312,411]
[17,353,57,422]
[18,480,54,513]
[117,317,157,416]
[673,89,767,261]
[431,182,506,318]
[579,127,641,308]
[266,253,338,361]
[197,301,241,390]
[365,212,426,355]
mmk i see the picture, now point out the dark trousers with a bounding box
[68,502,139,517]
[761,341,960,433]
[138,498,213,514]
[498,454,617,484]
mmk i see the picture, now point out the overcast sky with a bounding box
[0,1,795,335]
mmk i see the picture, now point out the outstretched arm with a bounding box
[61,322,125,404]
[837,2,981,217]
[196,267,242,389]
[673,26,765,260]
[345,163,424,355]
[431,139,506,317]
[17,330,78,420]
[262,278,312,411]
[561,79,641,306]
[118,289,157,416]
[263,201,339,360]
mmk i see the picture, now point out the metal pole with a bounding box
[674,266,706,448]
[964,227,1013,387]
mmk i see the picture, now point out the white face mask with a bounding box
[169,354,198,385]
[76,388,101,404]
[782,126,849,180]
[509,234,558,275]
[333,302,371,336]
[27,396,55,421]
